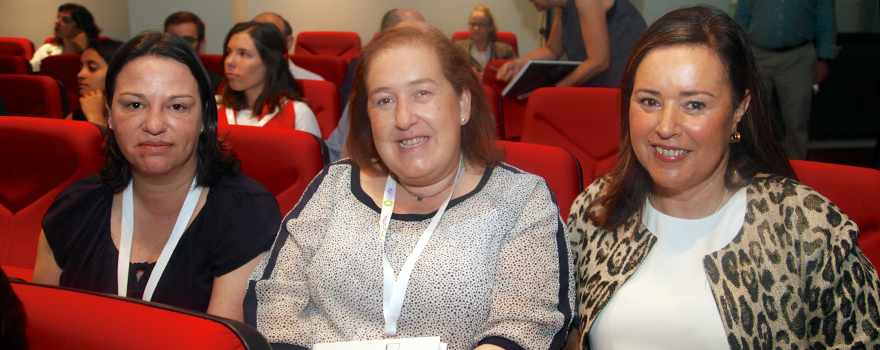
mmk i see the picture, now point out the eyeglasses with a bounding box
[468,22,491,28]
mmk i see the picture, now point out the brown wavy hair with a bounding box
[347,24,503,175]
[586,6,796,230]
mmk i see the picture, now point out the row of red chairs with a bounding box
[1,31,518,63]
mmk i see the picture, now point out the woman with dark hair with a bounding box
[455,5,516,74]
[218,22,320,137]
[33,31,281,321]
[245,23,574,350]
[568,6,880,349]
[30,3,100,72]
[66,39,122,126]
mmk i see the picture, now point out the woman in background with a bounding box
[30,3,99,72]
[455,5,516,75]
[33,31,280,321]
[568,6,880,348]
[497,0,645,88]
[218,22,320,137]
[66,39,122,127]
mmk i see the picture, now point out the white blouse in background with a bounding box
[589,187,748,350]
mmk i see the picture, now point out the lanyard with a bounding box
[380,155,466,337]
[225,105,280,127]
[118,177,203,301]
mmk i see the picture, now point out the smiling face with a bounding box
[224,31,267,109]
[109,56,203,180]
[54,11,78,39]
[77,48,108,96]
[366,44,471,186]
[629,45,749,196]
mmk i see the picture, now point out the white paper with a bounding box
[313,337,446,350]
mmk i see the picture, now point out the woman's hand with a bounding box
[496,59,526,82]
[80,90,107,126]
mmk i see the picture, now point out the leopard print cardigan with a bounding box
[567,174,880,349]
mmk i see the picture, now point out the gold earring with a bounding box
[729,131,741,144]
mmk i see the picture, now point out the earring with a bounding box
[461,118,466,124]
[729,131,741,144]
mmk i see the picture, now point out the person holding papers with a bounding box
[497,0,645,88]
[33,31,280,321]
[245,24,575,350]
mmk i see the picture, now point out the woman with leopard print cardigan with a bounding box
[566,7,880,349]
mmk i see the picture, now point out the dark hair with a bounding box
[0,268,28,350]
[87,39,123,66]
[101,31,240,191]
[471,5,498,42]
[219,22,305,115]
[348,24,503,175]
[164,11,206,41]
[58,3,99,41]
[588,6,796,230]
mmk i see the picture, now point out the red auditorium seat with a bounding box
[218,125,327,215]
[10,281,271,350]
[0,118,104,281]
[42,36,110,44]
[482,84,503,139]
[500,140,582,219]
[790,160,880,267]
[0,54,32,74]
[483,59,527,140]
[0,74,66,119]
[39,54,81,113]
[199,53,224,78]
[0,37,35,60]
[297,79,341,140]
[451,31,519,56]
[521,87,620,186]
[294,31,361,63]
[290,54,348,86]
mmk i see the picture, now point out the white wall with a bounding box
[244,0,544,56]
[0,0,130,48]
[127,0,234,55]
[641,0,733,24]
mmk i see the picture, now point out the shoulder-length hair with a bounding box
[588,6,796,230]
[218,22,306,114]
[100,31,240,191]
[57,3,99,42]
[472,5,498,42]
[347,24,503,175]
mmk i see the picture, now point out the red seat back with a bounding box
[483,59,527,140]
[451,31,519,56]
[297,79,341,140]
[0,74,66,119]
[294,31,361,63]
[10,281,271,350]
[0,54,32,74]
[0,37,35,60]
[290,54,348,86]
[499,140,582,219]
[521,87,621,186]
[39,54,81,113]
[482,84,503,139]
[199,54,224,78]
[790,160,880,267]
[0,118,104,280]
[218,125,327,215]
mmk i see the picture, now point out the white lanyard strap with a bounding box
[226,102,282,127]
[380,155,466,337]
[118,177,203,301]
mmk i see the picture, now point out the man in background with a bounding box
[253,12,325,81]
[164,11,222,91]
[735,0,839,160]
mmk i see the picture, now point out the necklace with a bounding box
[390,173,456,202]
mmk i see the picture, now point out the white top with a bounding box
[288,60,325,81]
[589,187,748,350]
[30,43,62,72]
[226,99,321,138]
[469,44,491,69]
